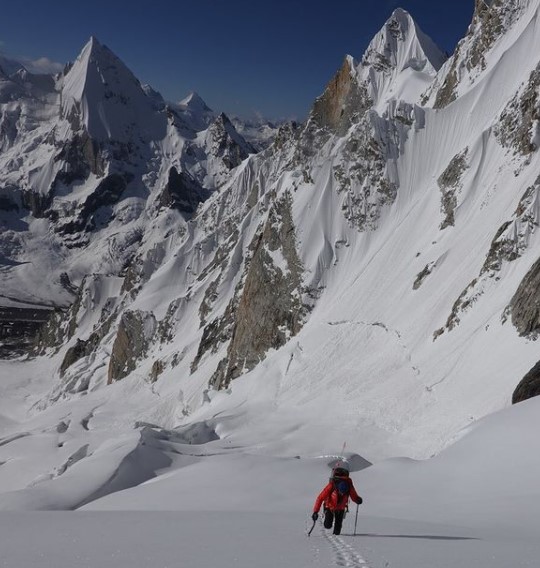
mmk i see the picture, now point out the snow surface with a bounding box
[0,357,539,567]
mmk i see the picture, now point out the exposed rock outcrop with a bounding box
[210,113,254,166]
[331,104,410,231]
[54,132,105,183]
[158,167,207,214]
[311,57,371,135]
[56,173,132,236]
[208,193,309,389]
[467,0,506,71]
[150,359,165,382]
[413,261,437,290]
[433,68,459,109]
[510,256,540,337]
[495,64,540,155]
[108,310,157,383]
[513,360,540,403]
[60,338,96,376]
[438,148,469,229]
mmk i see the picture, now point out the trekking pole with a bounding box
[354,503,359,536]
[308,518,317,537]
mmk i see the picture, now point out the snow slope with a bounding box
[0,358,539,567]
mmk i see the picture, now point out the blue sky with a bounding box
[0,0,474,120]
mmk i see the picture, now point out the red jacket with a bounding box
[313,478,361,513]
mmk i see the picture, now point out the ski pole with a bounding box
[308,518,317,536]
[354,503,359,536]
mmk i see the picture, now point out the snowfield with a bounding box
[0,354,539,567]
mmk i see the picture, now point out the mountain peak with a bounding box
[179,91,212,113]
[390,7,413,23]
[79,36,110,62]
[175,91,215,131]
[346,7,447,109]
[362,8,447,74]
[61,37,166,141]
[87,35,101,49]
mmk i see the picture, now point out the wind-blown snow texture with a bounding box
[1,3,540,566]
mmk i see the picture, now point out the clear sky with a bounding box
[0,0,474,121]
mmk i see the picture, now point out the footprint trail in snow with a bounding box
[312,523,371,568]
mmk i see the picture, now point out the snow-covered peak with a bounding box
[310,9,445,131]
[362,8,446,75]
[356,8,446,109]
[179,91,212,113]
[61,36,166,142]
[175,91,215,131]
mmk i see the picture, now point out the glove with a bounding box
[311,512,318,521]
[356,496,363,505]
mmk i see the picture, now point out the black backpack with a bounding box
[330,466,350,480]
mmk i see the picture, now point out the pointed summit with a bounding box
[363,8,446,75]
[61,36,166,141]
[86,35,101,53]
[176,91,215,131]
[354,8,446,109]
[179,91,212,113]
[208,111,255,155]
[311,8,446,130]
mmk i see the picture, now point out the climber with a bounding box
[311,466,363,535]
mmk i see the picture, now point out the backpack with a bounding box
[330,466,350,499]
[330,466,350,480]
[328,476,351,513]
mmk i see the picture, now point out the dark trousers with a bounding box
[324,508,345,535]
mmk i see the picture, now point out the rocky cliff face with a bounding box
[108,310,157,383]
[437,148,469,230]
[510,255,540,336]
[513,359,540,403]
[312,57,371,134]
[208,193,309,389]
